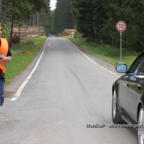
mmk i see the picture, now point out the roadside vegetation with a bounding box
[5,36,46,86]
[52,0,74,35]
[69,36,138,69]
[71,1,144,52]
[1,0,51,86]
[52,1,144,52]
[1,0,51,47]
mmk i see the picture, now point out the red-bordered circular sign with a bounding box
[116,21,127,32]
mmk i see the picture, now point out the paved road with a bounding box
[49,34,55,37]
[0,37,136,144]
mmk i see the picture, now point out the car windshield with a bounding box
[129,55,144,74]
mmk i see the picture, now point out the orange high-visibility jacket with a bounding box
[0,38,8,74]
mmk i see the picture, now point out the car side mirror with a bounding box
[116,64,127,73]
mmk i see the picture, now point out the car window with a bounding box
[129,55,144,74]
[139,63,144,73]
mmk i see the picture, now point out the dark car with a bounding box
[112,51,144,144]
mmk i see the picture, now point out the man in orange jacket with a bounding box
[0,23,12,106]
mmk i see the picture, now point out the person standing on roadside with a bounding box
[0,23,12,106]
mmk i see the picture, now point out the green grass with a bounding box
[69,37,138,69]
[5,36,47,86]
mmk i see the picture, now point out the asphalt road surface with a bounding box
[0,37,137,144]
[49,34,55,37]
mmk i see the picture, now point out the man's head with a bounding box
[0,23,3,38]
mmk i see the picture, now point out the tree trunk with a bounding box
[37,12,38,26]
[9,17,14,48]
[18,25,20,46]
[122,0,124,7]
[9,0,14,48]
[39,12,41,26]
[18,22,22,46]
[0,0,2,22]
[26,19,28,26]
[33,14,35,26]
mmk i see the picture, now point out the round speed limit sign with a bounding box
[116,21,127,32]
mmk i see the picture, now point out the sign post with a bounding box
[120,32,122,62]
[116,21,127,62]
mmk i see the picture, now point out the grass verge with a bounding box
[5,36,47,86]
[69,37,138,69]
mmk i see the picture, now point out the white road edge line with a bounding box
[67,39,118,76]
[11,38,48,101]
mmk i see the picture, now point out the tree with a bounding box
[40,0,51,36]
[9,0,47,47]
[54,0,74,35]
[49,10,55,34]
[30,0,46,12]
[72,0,144,51]
[72,0,106,42]
[0,0,2,22]
[101,0,144,50]
[16,0,32,46]
[1,0,12,23]
[9,0,33,47]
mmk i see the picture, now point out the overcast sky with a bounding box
[50,0,57,10]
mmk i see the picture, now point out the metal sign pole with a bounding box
[120,32,122,62]
[116,21,126,62]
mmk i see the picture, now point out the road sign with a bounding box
[116,21,127,32]
[116,21,127,62]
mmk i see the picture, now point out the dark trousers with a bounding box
[0,79,5,106]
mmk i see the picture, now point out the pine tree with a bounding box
[72,0,106,42]
[101,0,144,50]
[40,0,51,36]
[54,0,74,34]
[72,0,144,51]
[49,10,55,34]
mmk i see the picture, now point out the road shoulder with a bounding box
[4,38,48,99]
[68,38,123,77]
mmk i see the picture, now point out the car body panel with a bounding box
[128,75,143,122]
[112,50,144,125]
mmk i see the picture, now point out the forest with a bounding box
[1,0,144,51]
[0,0,51,47]
[50,0,74,35]
[52,0,144,51]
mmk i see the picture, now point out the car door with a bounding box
[128,54,144,123]
[118,74,130,117]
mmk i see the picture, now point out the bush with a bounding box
[2,24,10,39]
